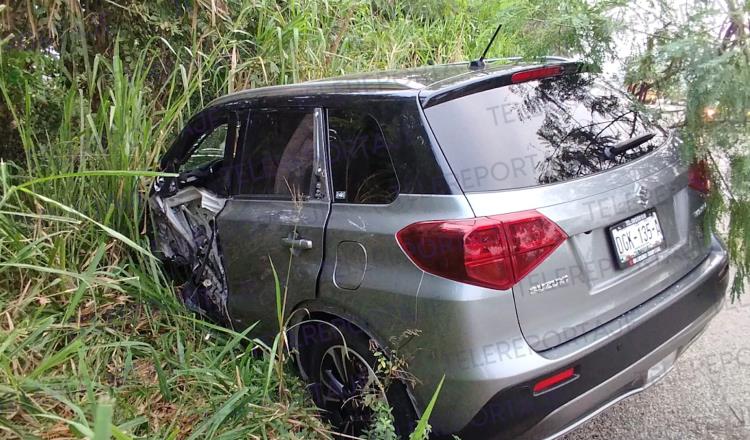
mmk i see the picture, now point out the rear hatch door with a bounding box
[422,69,711,351]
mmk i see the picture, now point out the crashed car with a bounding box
[149,58,729,439]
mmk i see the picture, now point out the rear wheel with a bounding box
[296,321,417,438]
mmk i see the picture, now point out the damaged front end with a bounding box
[149,177,230,324]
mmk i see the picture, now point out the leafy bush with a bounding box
[4,0,744,438]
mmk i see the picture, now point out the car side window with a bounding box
[238,109,315,198]
[328,110,399,204]
[180,124,228,172]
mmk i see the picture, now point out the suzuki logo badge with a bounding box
[636,184,649,207]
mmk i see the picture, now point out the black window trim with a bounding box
[162,107,238,173]
[160,109,239,197]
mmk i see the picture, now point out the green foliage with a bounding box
[3,0,618,92]
[408,375,445,440]
[0,137,325,439]
[364,398,398,440]
[0,11,330,437]
[621,0,750,299]
[6,0,745,438]
[0,48,65,165]
[0,1,746,439]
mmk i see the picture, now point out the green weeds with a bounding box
[0,1,614,437]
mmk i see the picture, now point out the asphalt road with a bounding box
[562,297,750,440]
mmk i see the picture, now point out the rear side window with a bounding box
[328,110,399,204]
[237,110,315,198]
[424,74,667,192]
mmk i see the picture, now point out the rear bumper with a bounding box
[447,237,729,439]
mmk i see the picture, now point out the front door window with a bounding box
[180,123,228,172]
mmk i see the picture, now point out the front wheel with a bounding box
[296,321,417,438]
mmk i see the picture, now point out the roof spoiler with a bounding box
[420,60,594,109]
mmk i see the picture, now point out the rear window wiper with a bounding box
[604,133,656,159]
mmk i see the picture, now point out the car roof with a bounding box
[207,57,578,108]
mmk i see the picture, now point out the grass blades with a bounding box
[0,0,616,437]
[409,375,445,440]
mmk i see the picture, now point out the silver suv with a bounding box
[149,58,729,439]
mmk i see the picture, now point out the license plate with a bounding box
[608,209,665,269]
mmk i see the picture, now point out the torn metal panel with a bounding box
[149,186,230,323]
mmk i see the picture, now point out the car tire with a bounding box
[296,320,417,438]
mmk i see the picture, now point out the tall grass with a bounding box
[0,39,333,437]
[0,0,614,437]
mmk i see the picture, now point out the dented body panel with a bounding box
[149,186,230,321]
[218,197,330,336]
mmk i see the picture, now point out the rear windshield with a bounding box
[423,74,668,192]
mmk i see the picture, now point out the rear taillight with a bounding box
[510,66,564,84]
[396,210,567,290]
[688,160,711,194]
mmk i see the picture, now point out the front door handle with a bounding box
[282,237,313,250]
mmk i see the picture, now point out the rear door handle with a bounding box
[281,237,313,250]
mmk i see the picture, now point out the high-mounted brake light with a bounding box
[688,160,711,194]
[511,66,564,84]
[533,367,577,395]
[396,210,567,291]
